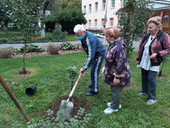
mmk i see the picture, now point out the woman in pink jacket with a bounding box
[136,16,170,105]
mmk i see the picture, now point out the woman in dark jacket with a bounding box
[136,16,170,105]
[103,27,130,114]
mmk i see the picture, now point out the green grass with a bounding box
[65,35,78,41]
[0,51,170,128]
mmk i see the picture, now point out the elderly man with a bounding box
[73,24,105,96]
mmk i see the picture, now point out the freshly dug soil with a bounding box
[49,96,89,119]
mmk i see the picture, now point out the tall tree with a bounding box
[58,0,87,33]
[117,0,152,57]
[44,0,62,32]
[0,0,12,29]
[10,0,45,74]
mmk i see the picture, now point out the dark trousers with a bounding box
[90,55,104,93]
[110,86,123,109]
[141,68,157,100]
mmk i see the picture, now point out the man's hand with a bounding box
[80,68,84,74]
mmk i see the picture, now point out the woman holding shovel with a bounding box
[103,27,130,114]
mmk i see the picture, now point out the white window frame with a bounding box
[95,19,97,26]
[102,0,106,11]
[89,20,91,26]
[110,18,114,26]
[89,4,92,13]
[84,6,86,13]
[121,0,126,7]
[111,0,115,8]
[95,2,98,12]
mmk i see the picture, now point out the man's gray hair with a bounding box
[73,24,86,33]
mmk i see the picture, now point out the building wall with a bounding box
[151,0,170,33]
[82,0,124,30]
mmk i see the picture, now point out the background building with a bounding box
[151,0,170,33]
[82,0,125,31]
[82,0,170,33]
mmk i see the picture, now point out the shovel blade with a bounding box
[59,100,73,120]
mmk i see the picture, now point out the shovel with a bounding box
[59,72,82,120]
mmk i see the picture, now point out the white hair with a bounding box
[73,24,86,33]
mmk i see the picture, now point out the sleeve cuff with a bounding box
[157,52,161,57]
[136,58,141,61]
[82,67,87,71]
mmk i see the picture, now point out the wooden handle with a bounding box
[0,75,30,122]
[66,73,82,102]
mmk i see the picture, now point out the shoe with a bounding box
[104,107,118,114]
[85,85,92,89]
[138,92,147,96]
[107,102,121,109]
[146,99,156,105]
[86,91,98,96]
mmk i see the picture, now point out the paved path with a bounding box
[0,38,140,51]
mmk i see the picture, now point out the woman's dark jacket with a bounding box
[104,40,131,87]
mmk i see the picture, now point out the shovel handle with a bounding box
[0,75,30,122]
[66,73,82,102]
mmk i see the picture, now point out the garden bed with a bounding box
[12,49,84,58]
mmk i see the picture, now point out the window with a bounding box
[102,0,106,10]
[89,20,91,26]
[89,4,92,13]
[111,0,115,8]
[110,18,114,26]
[101,19,104,26]
[95,19,97,26]
[121,0,126,7]
[95,2,98,12]
[84,6,86,13]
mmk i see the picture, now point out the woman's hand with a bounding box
[136,61,140,65]
[113,77,120,85]
[150,53,157,59]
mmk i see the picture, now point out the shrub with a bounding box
[66,66,77,89]
[20,44,44,53]
[13,48,22,55]
[10,36,25,41]
[0,47,14,59]
[61,42,80,50]
[47,44,60,55]
[52,24,66,40]
[31,36,52,41]
[0,38,7,42]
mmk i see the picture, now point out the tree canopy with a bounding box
[0,0,86,34]
[117,0,151,57]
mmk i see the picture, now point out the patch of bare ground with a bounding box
[39,96,90,123]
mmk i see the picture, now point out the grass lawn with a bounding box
[0,51,170,128]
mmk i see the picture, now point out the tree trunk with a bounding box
[23,39,27,74]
